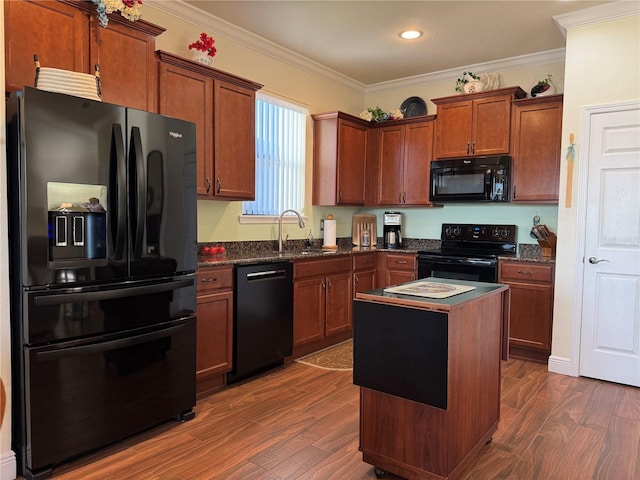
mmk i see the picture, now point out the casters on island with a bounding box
[373,467,387,478]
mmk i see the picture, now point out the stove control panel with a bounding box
[442,224,517,242]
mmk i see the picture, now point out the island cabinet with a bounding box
[196,265,234,396]
[376,252,417,288]
[5,0,164,111]
[432,87,526,159]
[499,260,555,363]
[157,51,263,199]
[353,252,377,297]
[510,95,563,202]
[312,112,369,205]
[354,279,508,480]
[373,117,436,206]
[292,256,353,357]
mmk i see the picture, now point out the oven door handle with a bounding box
[418,256,496,267]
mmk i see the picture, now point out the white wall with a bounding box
[550,3,640,369]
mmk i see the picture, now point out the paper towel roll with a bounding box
[323,219,337,247]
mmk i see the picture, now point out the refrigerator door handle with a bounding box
[34,320,192,362]
[33,277,195,306]
[130,126,146,259]
[111,123,127,261]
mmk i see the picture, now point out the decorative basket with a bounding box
[34,54,102,102]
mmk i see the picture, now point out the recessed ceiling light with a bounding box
[400,30,422,40]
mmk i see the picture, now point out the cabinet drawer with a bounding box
[294,256,352,279]
[499,262,553,283]
[353,253,377,271]
[197,266,233,295]
[385,253,416,271]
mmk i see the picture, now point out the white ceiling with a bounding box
[182,0,613,85]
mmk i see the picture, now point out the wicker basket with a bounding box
[34,54,102,101]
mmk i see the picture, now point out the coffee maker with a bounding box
[383,211,403,248]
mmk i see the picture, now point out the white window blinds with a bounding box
[242,95,306,216]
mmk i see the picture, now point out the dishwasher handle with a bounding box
[245,269,289,281]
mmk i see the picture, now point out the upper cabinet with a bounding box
[510,95,563,203]
[312,112,368,206]
[157,51,262,200]
[373,117,436,206]
[432,87,526,159]
[5,0,164,111]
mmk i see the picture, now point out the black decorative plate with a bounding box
[400,96,427,117]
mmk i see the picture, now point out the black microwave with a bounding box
[430,155,511,203]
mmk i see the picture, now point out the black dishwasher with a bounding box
[227,262,293,384]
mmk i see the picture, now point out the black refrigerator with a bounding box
[6,87,198,480]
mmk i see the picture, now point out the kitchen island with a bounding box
[353,278,509,480]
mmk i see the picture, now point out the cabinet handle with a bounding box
[338,191,343,202]
[205,176,211,194]
[516,270,533,275]
[395,260,407,265]
[354,274,359,286]
[467,142,471,155]
[216,177,222,194]
[398,192,402,203]
[513,185,517,200]
[471,141,476,154]
[321,280,326,289]
[327,278,332,288]
[200,277,218,283]
[404,192,407,203]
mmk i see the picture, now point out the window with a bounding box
[242,94,307,217]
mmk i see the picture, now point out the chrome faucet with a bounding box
[278,209,305,252]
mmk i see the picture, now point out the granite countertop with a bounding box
[198,238,554,267]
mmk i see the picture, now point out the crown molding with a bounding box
[146,0,366,94]
[365,48,566,94]
[553,0,640,38]
[148,1,569,95]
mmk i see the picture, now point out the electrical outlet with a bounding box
[320,219,324,231]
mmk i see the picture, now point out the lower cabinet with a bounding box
[353,252,377,297]
[377,252,417,288]
[498,260,555,362]
[196,265,234,396]
[293,256,353,356]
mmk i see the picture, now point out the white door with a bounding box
[579,104,640,387]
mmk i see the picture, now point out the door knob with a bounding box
[588,257,609,264]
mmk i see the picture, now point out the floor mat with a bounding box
[295,339,353,371]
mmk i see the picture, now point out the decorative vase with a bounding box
[192,51,213,67]
[464,80,485,94]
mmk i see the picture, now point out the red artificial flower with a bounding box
[188,32,217,57]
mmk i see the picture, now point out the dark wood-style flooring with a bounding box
[49,358,639,480]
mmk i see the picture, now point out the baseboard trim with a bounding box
[0,449,17,480]
[548,355,577,376]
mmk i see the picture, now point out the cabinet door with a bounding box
[293,277,326,347]
[508,282,553,353]
[386,270,416,287]
[325,271,352,336]
[511,98,563,202]
[337,120,367,204]
[434,101,473,158]
[196,291,233,379]
[158,63,213,197]
[376,125,405,205]
[90,18,158,111]
[212,81,256,199]
[403,121,434,205]
[472,95,512,156]
[5,0,89,92]
[354,270,376,297]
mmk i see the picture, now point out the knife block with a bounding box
[537,233,557,259]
